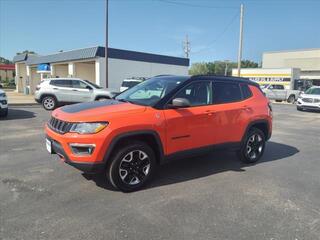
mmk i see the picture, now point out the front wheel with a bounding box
[107,141,156,192]
[42,96,57,110]
[238,128,266,164]
[0,108,8,117]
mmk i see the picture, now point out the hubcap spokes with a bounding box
[119,150,150,185]
[246,134,263,160]
[44,98,54,109]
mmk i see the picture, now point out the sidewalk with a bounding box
[5,89,38,106]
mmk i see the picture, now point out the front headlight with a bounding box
[69,122,108,134]
[0,93,6,97]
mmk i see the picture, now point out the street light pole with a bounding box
[224,60,230,76]
[105,0,109,88]
[237,4,244,77]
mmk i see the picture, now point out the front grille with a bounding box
[302,98,313,103]
[48,117,74,134]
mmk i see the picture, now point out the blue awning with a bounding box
[37,63,51,71]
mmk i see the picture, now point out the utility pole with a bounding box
[224,60,230,76]
[105,0,109,88]
[183,34,190,58]
[237,4,244,77]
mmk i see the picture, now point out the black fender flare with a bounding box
[242,119,271,143]
[103,130,165,164]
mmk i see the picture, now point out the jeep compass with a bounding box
[45,75,272,192]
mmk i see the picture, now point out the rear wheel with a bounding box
[42,96,57,110]
[96,96,110,101]
[297,106,303,111]
[107,141,156,192]
[238,128,265,164]
[287,95,295,104]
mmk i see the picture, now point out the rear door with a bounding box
[70,80,93,102]
[208,81,249,144]
[50,79,73,102]
[163,81,214,155]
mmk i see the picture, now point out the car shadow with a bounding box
[0,108,36,121]
[82,141,299,192]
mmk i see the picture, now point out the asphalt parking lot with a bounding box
[0,104,320,240]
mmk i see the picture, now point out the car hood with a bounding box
[300,93,320,99]
[52,100,146,122]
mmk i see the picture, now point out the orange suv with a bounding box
[45,75,272,192]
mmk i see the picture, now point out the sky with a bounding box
[0,0,319,64]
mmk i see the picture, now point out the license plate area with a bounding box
[46,138,52,153]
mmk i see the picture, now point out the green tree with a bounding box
[189,59,259,76]
[0,57,13,64]
[16,50,36,55]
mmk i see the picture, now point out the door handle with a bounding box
[53,87,58,90]
[72,89,79,91]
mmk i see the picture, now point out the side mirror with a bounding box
[169,98,191,108]
[86,85,93,90]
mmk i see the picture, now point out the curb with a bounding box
[9,103,40,107]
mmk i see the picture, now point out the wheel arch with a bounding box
[104,130,165,165]
[243,120,271,142]
[95,95,111,101]
[40,93,58,102]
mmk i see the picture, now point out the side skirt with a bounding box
[163,142,241,163]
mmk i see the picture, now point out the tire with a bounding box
[238,127,266,164]
[287,95,295,104]
[297,106,303,111]
[96,96,110,101]
[0,108,8,117]
[42,96,57,110]
[107,141,156,192]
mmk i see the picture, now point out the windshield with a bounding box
[84,80,102,89]
[305,87,320,95]
[115,76,188,106]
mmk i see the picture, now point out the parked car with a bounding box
[35,78,117,110]
[261,84,300,103]
[0,89,8,117]
[296,86,320,111]
[45,75,272,192]
[120,78,146,92]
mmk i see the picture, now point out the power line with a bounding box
[157,0,238,9]
[191,11,239,55]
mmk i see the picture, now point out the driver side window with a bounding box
[173,81,212,107]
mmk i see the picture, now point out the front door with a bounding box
[164,81,214,155]
[70,80,92,102]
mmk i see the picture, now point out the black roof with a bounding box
[189,75,260,87]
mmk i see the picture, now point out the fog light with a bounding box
[69,143,95,156]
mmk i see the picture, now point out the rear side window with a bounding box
[122,81,142,88]
[241,84,252,99]
[50,80,72,88]
[212,82,242,104]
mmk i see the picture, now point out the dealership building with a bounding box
[13,46,189,94]
[233,48,320,89]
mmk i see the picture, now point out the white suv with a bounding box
[35,78,117,110]
[0,89,8,117]
[297,86,320,111]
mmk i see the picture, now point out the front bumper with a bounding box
[297,99,320,110]
[45,124,112,173]
[0,98,8,109]
[47,136,105,173]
